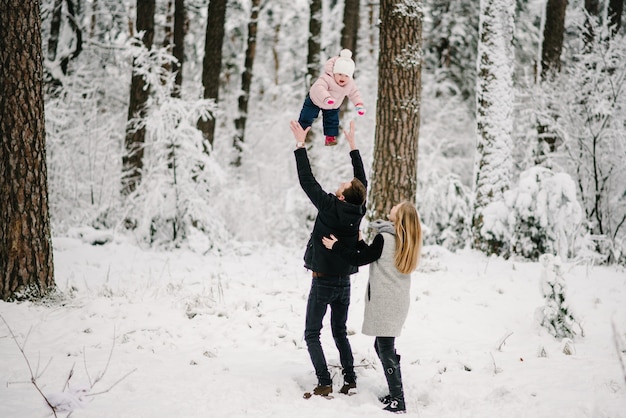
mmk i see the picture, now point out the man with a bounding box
[290,120,367,398]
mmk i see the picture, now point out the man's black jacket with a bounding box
[295,148,367,276]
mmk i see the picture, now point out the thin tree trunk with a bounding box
[172,0,186,97]
[306,0,322,87]
[0,0,55,301]
[472,0,515,255]
[232,0,261,167]
[584,0,601,46]
[48,0,64,61]
[368,0,423,220]
[535,0,567,163]
[541,0,567,79]
[90,0,98,37]
[198,0,227,152]
[161,0,174,77]
[341,0,360,60]
[608,0,623,37]
[121,0,156,197]
[339,0,360,116]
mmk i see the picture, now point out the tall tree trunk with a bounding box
[161,0,174,76]
[540,0,567,79]
[0,0,55,301]
[472,0,515,256]
[306,0,322,86]
[172,0,186,97]
[121,0,155,197]
[341,0,360,60]
[48,0,64,61]
[608,0,623,37]
[197,0,227,152]
[339,0,360,116]
[90,0,98,38]
[232,0,261,167]
[535,0,567,164]
[584,0,601,46]
[368,0,423,220]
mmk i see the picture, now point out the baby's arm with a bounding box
[309,77,335,109]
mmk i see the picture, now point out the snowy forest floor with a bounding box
[1,235,625,417]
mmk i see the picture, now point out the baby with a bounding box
[298,49,366,146]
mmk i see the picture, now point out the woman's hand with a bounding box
[322,234,338,250]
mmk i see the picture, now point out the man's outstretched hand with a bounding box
[290,120,310,145]
[343,120,357,151]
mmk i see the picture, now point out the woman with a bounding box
[322,201,422,414]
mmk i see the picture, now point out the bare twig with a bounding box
[63,363,76,392]
[612,321,626,387]
[497,332,514,351]
[84,327,116,389]
[0,314,58,418]
[86,368,137,397]
[489,352,503,374]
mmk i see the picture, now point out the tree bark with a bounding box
[232,0,261,166]
[48,0,64,61]
[584,0,601,46]
[306,0,323,87]
[608,0,623,37]
[540,0,567,79]
[472,0,515,255]
[121,0,155,197]
[172,0,186,97]
[368,0,423,220]
[341,0,360,61]
[197,0,227,151]
[0,0,55,301]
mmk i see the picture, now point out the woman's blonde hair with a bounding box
[393,202,423,274]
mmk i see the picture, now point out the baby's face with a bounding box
[334,73,350,86]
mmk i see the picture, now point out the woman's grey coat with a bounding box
[362,224,411,337]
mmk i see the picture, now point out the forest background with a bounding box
[1,1,626,416]
[32,0,626,270]
[1,0,626,295]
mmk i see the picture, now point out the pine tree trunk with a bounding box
[608,0,623,37]
[121,0,155,197]
[232,0,261,166]
[172,0,186,97]
[541,0,567,79]
[341,0,360,60]
[472,0,515,255]
[0,0,55,301]
[339,0,360,116]
[161,0,174,75]
[90,0,98,38]
[584,0,601,46]
[368,0,423,220]
[197,0,227,151]
[535,0,567,163]
[306,0,322,86]
[48,0,64,61]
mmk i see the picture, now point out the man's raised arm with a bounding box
[343,121,367,188]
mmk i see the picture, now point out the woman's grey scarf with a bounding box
[370,219,395,236]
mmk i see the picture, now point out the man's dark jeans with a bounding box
[304,275,356,386]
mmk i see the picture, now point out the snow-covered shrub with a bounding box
[480,167,582,261]
[528,24,626,265]
[479,200,511,258]
[45,46,127,235]
[419,173,471,251]
[536,254,582,339]
[507,167,582,260]
[120,39,225,248]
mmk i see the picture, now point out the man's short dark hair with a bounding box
[343,178,366,205]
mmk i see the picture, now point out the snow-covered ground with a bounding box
[1,236,625,417]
